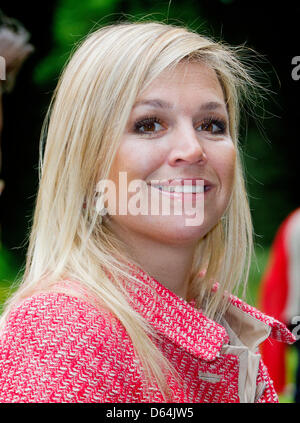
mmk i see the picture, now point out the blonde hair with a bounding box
[0,21,258,399]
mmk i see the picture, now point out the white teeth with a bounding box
[159,179,169,185]
[174,185,204,193]
[151,185,204,193]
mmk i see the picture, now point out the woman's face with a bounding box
[105,62,236,246]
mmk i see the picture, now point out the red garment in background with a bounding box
[260,209,300,394]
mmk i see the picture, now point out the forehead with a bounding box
[137,62,226,107]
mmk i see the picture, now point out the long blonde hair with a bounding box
[0,21,259,399]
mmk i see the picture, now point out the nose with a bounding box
[168,125,207,166]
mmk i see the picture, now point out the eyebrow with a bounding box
[133,99,173,109]
[133,99,226,112]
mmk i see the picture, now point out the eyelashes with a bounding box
[133,115,228,137]
[134,116,166,134]
[197,117,227,134]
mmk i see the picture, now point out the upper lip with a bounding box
[147,177,214,187]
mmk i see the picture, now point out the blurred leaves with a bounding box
[33,0,208,86]
[0,244,19,283]
[34,0,120,85]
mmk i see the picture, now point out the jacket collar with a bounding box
[124,264,295,361]
[125,264,229,361]
[225,290,295,346]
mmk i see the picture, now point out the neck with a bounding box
[108,223,197,300]
[137,245,194,300]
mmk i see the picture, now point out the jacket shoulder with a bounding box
[0,292,134,402]
[1,291,124,342]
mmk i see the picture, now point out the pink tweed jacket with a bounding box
[0,266,295,403]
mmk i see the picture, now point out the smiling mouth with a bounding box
[150,184,204,193]
[147,178,212,194]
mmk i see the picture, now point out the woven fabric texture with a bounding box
[0,267,295,403]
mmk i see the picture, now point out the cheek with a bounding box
[223,147,236,188]
[110,140,166,182]
[213,143,236,187]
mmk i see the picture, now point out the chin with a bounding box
[144,215,210,245]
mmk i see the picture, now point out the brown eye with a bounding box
[134,117,165,134]
[141,121,162,132]
[202,122,216,132]
[196,118,226,135]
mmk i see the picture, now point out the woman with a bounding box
[0,21,295,403]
